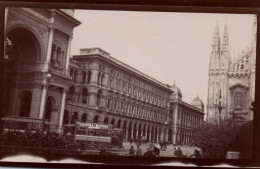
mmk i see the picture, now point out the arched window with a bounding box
[82,88,88,104]
[87,71,91,83]
[81,113,87,122]
[93,115,99,123]
[97,72,101,85]
[82,71,86,83]
[67,86,75,101]
[51,44,57,64]
[70,68,74,77]
[73,70,78,82]
[110,78,114,89]
[56,47,62,66]
[96,90,102,106]
[107,99,111,109]
[234,92,244,109]
[104,117,109,124]
[101,74,105,86]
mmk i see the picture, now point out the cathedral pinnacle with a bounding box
[214,21,220,36]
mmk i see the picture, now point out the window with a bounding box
[234,92,244,109]
[96,90,102,106]
[116,80,120,91]
[82,88,88,104]
[107,99,111,109]
[97,72,101,85]
[122,83,126,92]
[87,71,91,83]
[82,71,86,83]
[110,78,114,89]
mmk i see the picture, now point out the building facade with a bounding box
[64,48,204,144]
[169,84,204,145]
[207,17,256,122]
[3,7,204,145]
[3,7,81,132]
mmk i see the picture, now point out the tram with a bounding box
[64,122,123,149]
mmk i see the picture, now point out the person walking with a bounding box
[190,148,202,158]
[136,145,142,156]
[129,145,135,156]
[174,146,183,158]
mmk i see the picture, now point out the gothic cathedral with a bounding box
[207,16,256,122]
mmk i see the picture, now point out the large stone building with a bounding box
[207,17,256,122]
[3,7,204,145]
[64,48,204,144]
[3,7,81,132]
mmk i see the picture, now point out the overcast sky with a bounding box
[70,10,255,107]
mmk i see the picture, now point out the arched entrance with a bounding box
[168,129,173,143]
[104,117,109,124]
[19,91,32,117]
[63,110,70,125]
[111,118,115,126]
[123,120,127,140]
[133,122,137,139]
[138,124,142,139]
[128,121,132,140]
[81,113,87,122]
[117,119,121,129]
[93,115,99,123]
[151,126,154,142]
[147,126,150,142]
[4,27,41,117]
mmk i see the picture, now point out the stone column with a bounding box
[125,127,128,141]
[58,89,67,134]
[44,27,54,71]
[131,128,133,139]
[146,129,149,141]
[30,86,42,118]
[65,36,73,73]
[39,84,47,119]
[8,87,19,116]
[149,131,152,142]
[165,130,169,142]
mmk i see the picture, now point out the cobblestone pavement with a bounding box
[119,141,197,157]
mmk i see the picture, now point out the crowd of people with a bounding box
[1,130,81,150]
[128,142,202,158]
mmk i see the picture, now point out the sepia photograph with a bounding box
[0,1,259,167]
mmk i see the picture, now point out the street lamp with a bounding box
[41,73,52,131]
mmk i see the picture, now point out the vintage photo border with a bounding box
[0,0,260,168]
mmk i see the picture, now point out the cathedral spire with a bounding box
[212,21,220,53]
[221,22,229,53]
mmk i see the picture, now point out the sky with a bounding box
[70,10,255,108]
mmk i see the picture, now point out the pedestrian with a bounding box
[129,145,135,156]
[136,145,142,156]
[160,141,163,150]
[173,147,177,157]
[190,148,202,158]
[174,146,183,158]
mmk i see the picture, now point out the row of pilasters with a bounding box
[176,130,195,145]
[122,126,168,143]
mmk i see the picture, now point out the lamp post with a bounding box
[41,73,52,131]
